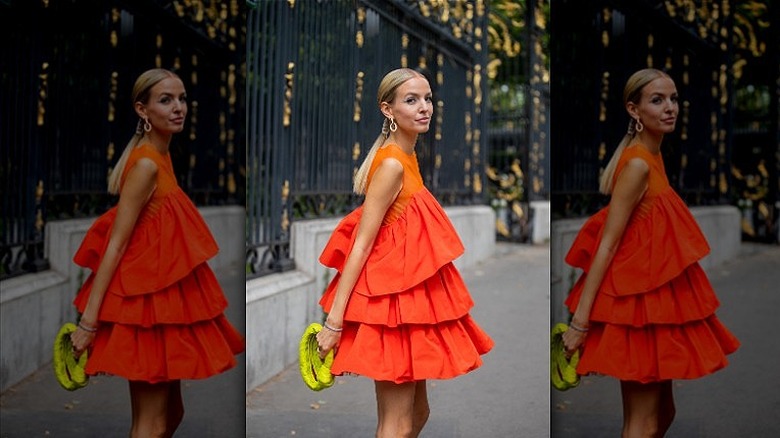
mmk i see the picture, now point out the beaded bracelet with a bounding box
[323,322,343,332]
[569,322,589,333]
[78,322,97,333]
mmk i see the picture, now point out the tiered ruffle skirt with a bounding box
[565,187,739,382]
[73,189,245,383]
[319,189,494,383]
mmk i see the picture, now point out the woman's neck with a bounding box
[141,132,171,154]
[385,131,417,155]
[633,131,663,155]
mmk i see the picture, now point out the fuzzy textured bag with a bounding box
[550,322,580,391]
[53,323,89,391]
[299,323,335,391]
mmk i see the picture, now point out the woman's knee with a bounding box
[620,380,667,438]
[411,381,430,430]
[375,381,417,438]
[413,403,430,423]
[129,380,184,438]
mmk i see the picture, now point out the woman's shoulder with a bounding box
[620,144,654,161]
[370,144,412,174]
[612,145,652,187]
[124,144,156,166]
[617,145,655,171]
[121,144,163,186]
[375,143,414,161]
[131,143,165,160]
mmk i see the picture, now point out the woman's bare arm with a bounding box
[316,157,403,354]
[71,158,157,354]
[563,157,649,353]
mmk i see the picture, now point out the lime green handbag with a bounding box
[550,322,580,391]
[299,323,335,391]
[53,323,89,391]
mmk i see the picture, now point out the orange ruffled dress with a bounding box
[565,145,739,383]
[319,144,494,383]
[73,144,245,383]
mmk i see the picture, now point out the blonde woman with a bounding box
[562,68,739,437]
[316,68,494,437]
[70,68,244,437]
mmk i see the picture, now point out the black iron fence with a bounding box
[246,0,490,277]
[551,0,735,219]
[1,0,245,280]
[486,0,549,243]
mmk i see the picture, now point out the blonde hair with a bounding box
[599,68,671,194]
[352,68,426,195]
[107,68,179,194]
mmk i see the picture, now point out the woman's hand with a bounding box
[562,320,588,358]
[316,320,342,359]
[70,323,97,359]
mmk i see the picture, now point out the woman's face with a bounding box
[628,76,678,135]
[138,77,188,135]
[384,77,433,135]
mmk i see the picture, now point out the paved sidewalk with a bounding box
[552,244,780,438]
[0,263,247,438]
[246,243,551,438]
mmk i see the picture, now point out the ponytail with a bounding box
[107,129,144,194]
[598,133,632,194]
[353,131,386,195]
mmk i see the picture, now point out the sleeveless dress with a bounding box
[73,144,245,383]
[564,145,740,383]
[319,144,494,383]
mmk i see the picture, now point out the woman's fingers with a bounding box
[562,329,585,358]
[316,330,341,358]
[70,330,95,358]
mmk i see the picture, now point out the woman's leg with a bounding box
[166,380,185,435]
[657,380,676,436]
[410,381,430,437]
[128,380,184,438]
[374,380,419,438]
[620,380,669,438]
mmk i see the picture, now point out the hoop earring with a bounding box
[635,118,643,133]
[389,117,397,133]
[143,117,152,133]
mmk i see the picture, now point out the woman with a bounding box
[69,68,245,437]
[562,68,740,437]
[316,68,494,437]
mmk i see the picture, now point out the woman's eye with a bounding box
[406,98,416,104]
[425,96,433,102]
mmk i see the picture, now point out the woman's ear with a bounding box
[134,101,147,120]
[379,101,393,119]
[625,101,639,120]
